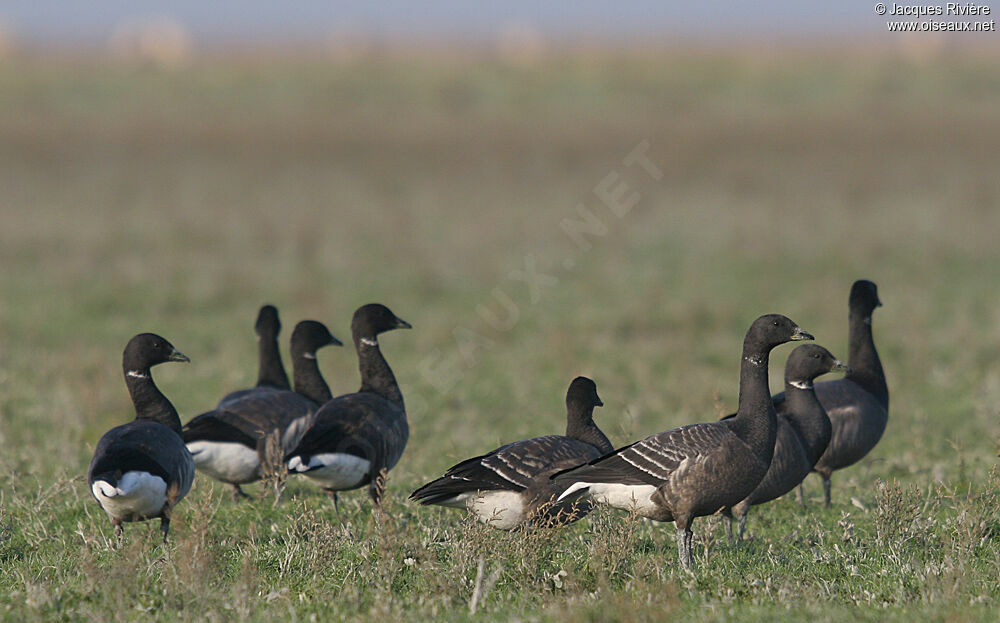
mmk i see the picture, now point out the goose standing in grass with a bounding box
[286,304,411,508]
[788,280,888,506]
[721,344,849,541]
[88,333,194,542]
[553,314,813,569]
[409,376,613,529]
[218,305,290,408]
[184,320,342,499]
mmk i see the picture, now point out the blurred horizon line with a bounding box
[2,26,999,66]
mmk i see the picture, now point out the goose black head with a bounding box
[566,376,603,414]
[122,333,189,373]
[255,304,281,339]
[351,303,412,341]
[849,280,882,316]
[291,320,343,357]
[785,343,851,386]
[746,314,814,351]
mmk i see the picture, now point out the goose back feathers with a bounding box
[554,314,812,569]
[286,304,411,506]
[88,333,194,541]
[409,377,612,529]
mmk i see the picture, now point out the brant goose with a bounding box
[780,280,887,506]
[721,344,849,541]
[409,376,613,529]
[809,280,888,505]
[183,321,342,499]
[286,304,411,508]
[88,333,194,542]
[554,314,813,569]
[218,305,290,408]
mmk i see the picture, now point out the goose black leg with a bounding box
[160,516,171,543]
[325,489,341,515]
[796,483,806,506]
[675,515,695,571]
[722,509,735,544]
[816,468,833,507]
[231,484,252,501]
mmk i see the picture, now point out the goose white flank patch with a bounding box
[87,333,194,542]
[91,471,168,521]
[186,441,260,484]
[286,303,412,509]
[552,315,813,570]
[288,453,371,490]
[410,377,613,529]
[559,482,660,514]
[183,319,341,499]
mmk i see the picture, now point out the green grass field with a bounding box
[1,47,999,621]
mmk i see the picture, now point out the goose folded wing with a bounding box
[555,422,734,486]
[218,390,316,431]
[183,410,260,448]
[185,390,317,446]
[287,394,405,474]
[410,435,599,504]
[90,423,188,486]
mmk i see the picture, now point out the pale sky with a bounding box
[2,1,888,43]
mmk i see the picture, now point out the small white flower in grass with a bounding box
[550,569,567,589]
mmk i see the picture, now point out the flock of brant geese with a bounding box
[87,280,888,569]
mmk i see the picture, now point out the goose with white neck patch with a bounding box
[409,376,613,529]
[88,333,194,542]
[721,343,849,541]
[553,314,812,570]
[183,320,342,499]
[286,303,411,508]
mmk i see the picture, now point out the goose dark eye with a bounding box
[773,321,779,327]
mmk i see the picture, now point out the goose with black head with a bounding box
[88,333,194,542]
[721,343,849,540]
[410,376,613,529]
[286,303,411,509]
[553,314,813,570]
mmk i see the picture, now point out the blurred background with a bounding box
[1,2,998,495]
